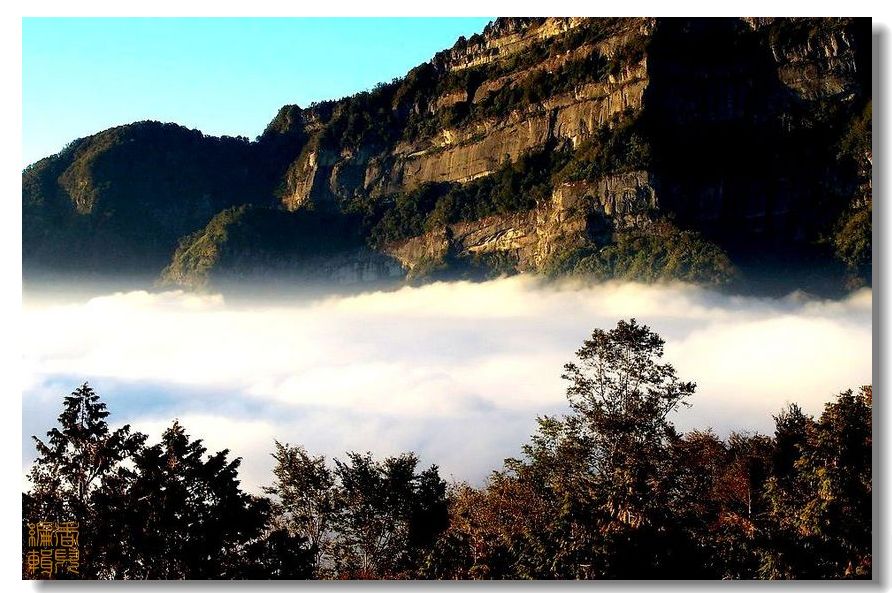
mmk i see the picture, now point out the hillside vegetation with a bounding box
[23,18,872,293]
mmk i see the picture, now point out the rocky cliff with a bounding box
[23,17,872,292]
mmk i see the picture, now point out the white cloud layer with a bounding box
[22,277,872,491]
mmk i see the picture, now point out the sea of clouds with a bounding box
[21,277,872,492]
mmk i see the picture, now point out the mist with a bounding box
[22,277,872,491]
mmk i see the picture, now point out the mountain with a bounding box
[158,205,402,290]
[23,17,872,293]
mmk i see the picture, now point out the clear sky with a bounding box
[22,17,492,166]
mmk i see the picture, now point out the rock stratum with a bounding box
[23,17,872,293]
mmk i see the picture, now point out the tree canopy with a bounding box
[24,322,872,580]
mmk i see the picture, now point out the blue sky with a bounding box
[22,17,492,166]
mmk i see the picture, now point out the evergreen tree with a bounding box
[26,383,145,578]
[94,421,311,579]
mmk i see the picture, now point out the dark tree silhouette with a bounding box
[560,318,696,532]
[26,383,145,578]
[93,420,311,579]
[330,452,448,578]
[24,340,872,580]
[264,441,337,576]
[266,444,448,579]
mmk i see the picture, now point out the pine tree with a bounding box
[95,420,302,579]
[26,383,145,578]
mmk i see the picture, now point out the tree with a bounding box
[26,383,145,578]
[669,430,745,578]
[802,387,872,578]
[234,527,316,579]
[265,445,448,579]
[330,452,448,578]
[264,441,337,576]
[429,319,702,579]
[420,474,559,579]
[94,421,308,579]
[28,383,145,518]
[760,388,872,579]
[560,318,695,534]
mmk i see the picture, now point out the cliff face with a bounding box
[385,170,657,278]
[281,18,653,207]
[642,19,870,257]
[23,17,872,291]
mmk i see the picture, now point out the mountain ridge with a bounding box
[23,17,872,294]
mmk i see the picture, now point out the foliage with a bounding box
[160,205,363,289]
[420,323,871,580]
[25,384,145,579]
[92,421,296,579]
[423,320,705,579]
[549,220,736,286]
[365,183,447,245]
[368,146,569,245]
[831,100,872,285]
[837,100,872,164]
[331,452,449,578]
[25,320,872,580]
[23,121,281,274]
[318,80,403,150]
[471,51,611,120]
[27,384,144,520]
[760,388,872,578]
[833,205,871,283]
[553,114,652,183]
[266,444,448,579]
[556,319,698,575]
[25,387,313,580]
[264,442,336,575]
